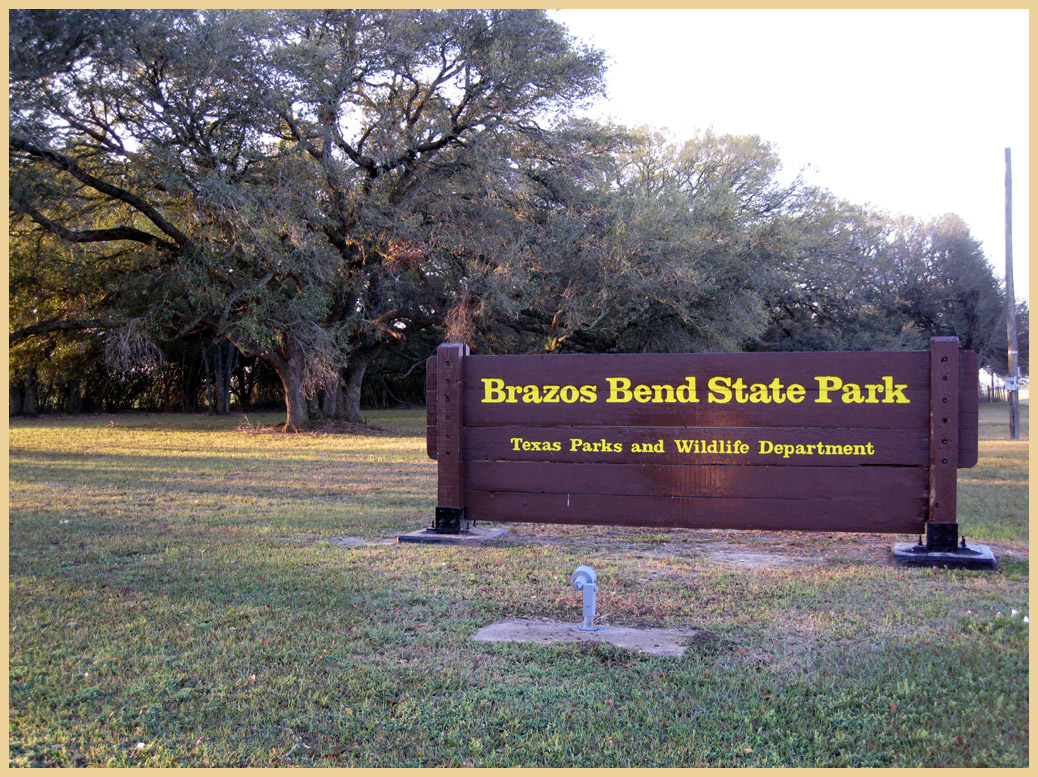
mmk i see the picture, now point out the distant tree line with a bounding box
[8,9,1028,425]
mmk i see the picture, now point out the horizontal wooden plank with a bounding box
[464,350,933,388]
[466,461,929,501]
[466,491,926,534]
[459,390,928,429]
[463,426,930,467]
[462,350,929,428]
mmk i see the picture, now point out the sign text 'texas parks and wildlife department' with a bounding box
[426,340,978,537]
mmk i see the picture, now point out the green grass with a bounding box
[958,403,1029,543]
[8,405,1029,767]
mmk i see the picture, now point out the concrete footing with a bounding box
[472,618,699,656]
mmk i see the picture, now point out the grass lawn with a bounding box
[8,403,1029,767]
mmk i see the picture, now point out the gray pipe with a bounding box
[571,565,599,631]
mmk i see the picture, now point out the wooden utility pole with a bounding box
[1004,148,1020,440]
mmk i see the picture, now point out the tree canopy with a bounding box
[10,8,606,426]
[9,9,1024,423]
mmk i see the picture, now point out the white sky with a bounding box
[551,9,1030,303]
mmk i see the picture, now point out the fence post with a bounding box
[926,337,960,550]
[434,342,471,533]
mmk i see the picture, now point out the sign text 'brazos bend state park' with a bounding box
[426,338,978,543]
[479,373,912,406]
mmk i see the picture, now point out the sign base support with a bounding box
[398,524,508,545]
[433,506,471,534]
[892,524,996,569]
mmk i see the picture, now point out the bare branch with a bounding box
[104,317,161,373]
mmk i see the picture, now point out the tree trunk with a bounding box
[202,345,214,412]
[222,340,236,412]
[180,352,201,412]
[231,334,310,431]
[281,368,309,431]
[67,380,83,414]
[234,356,255,412]
[212,342,225,414]
[211,339,234,415]
[269,337,310,431]
[320,374,343,418]
[306,394,321,420]
[22,366,38,416]
[343,348,380,424]
[10,384,22,416]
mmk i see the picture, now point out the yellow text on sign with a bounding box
[481,376,910,405]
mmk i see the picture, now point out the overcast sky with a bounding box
[551,8,1030,302]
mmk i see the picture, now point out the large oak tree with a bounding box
[9,8,605,427]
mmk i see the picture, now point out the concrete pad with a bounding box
[398,526,509,545]
[328,535,395,547]
[472,618,699,656]
[706,550,811,570]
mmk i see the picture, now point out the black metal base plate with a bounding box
[434,506,468,534]
[398,526,509,545]
[892,542,997,570]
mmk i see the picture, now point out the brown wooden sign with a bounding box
[426,338,978,542]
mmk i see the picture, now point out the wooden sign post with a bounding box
[422,338,993,568]
[433,342,470,534]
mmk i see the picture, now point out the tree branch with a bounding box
[10,319,105,346]
[10,136,195,252]
[12,200,181,254]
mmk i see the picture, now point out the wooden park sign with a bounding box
[425,337,991,565]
